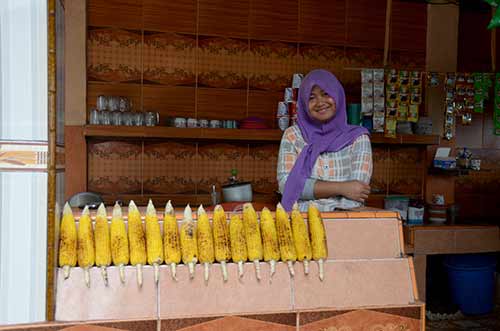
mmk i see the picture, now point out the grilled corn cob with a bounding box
[230,214,247,278]
[242,203,263,281]
[197,204,214,283]
[110,202,129,284]
[163,200,181,281]
[59,202,77,279]
[128,200,147,287]
[95,203,111,286]
[146,200,163,284]
[308,202,328,281]
[180,204,198,278]
[212,205,231,282]
[291,202,312,275]
[259,207,280,278]
[77,205,95,287]
[276,203,297,277]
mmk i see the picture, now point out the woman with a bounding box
[278,69,372,212]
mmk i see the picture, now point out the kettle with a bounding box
[221,169,252,203]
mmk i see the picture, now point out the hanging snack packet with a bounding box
[384,117,397,138]
[408,104,419,123]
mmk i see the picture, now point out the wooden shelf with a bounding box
[83,125,441,145]
[428,167,470,176]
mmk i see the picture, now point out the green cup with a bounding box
[347,103,362,125]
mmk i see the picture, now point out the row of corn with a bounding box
[59,200,328,287]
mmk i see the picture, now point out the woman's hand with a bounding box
[338,180,370,203]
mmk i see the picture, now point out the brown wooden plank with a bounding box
[88,0,142,29]
[143,85,196,123]
[196,88,247,120]
[198,0,249,38]
[143,0,197,34]
[346,0,387,48]
[250,0,299,42]
[247,90,283,129]
[391,0,427,51]
[299,0,346,44]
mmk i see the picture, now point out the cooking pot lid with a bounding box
[222,181,252,188]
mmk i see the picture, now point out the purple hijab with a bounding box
[281,69,369,211]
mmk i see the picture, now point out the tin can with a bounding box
[284,88,294,102]
[277,102,288,117]
[292,73,304,88]
[187,118,198,128]
[174,117,186,128]
[209,120,221,128]
[199,119,209,128]
[277,116,289,131]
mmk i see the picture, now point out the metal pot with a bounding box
[221,182,252,203]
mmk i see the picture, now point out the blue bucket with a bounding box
[444,254,497,315]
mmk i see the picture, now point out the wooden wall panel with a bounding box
[391,0,427,51]
[249,0,299,42]
[196,88,247,120]
[346,0,386,48]
[87,82,142,114]
[88,0,142,29]
[198,0,249,38]
[143,0,197,34]
[457,10,491,72]
[299,0,346,45]
[247,90,282,129]
[143,86,196,122]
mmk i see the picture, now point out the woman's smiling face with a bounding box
[308,85,336,123]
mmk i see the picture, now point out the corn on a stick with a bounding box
[259,207,280,279]
[308,202,328,281]
[276,203,297,277]
[95,203,111,286]
[230,214,247,278]
[197,204,214,283]
[291,202,312,275]
[146,200,164,284]
[180,204,198,278]
[110,202,129,284]
[242,203,263,281]
[59,202,77,279]
[163,200,181,281]
[77,206,95,287]
[212,205,231,282]
[128,200,147,287]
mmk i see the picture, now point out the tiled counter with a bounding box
[5,211,424,331]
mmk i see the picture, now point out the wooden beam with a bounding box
[383,0,393,67]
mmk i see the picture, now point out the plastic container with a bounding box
[384,196,410,220]
[407,199,424,225]
[444,254,497,315]
[347,103,362,125]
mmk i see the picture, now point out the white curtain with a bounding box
[0,0,48,324]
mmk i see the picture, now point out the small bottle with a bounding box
[210,185,218,206]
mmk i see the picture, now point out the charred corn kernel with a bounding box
[78,205,95,287]
[128,200,147,287]
[212,205,231,282]
[163,200,181,281]
[308,202,328,281]
[230,214,247,278]
[95,203,111,286]
[146,200,163,283]
[291,202,312,275]
[276,203,297,277]
[259,207,280,278]
[243,203,263,280]
[59,202,77,279]
[110,202,129,284]
[197,204,214,283]
[180,204,198,278]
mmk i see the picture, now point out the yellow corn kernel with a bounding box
[128,200,147,287]
[180,204,198,278]
[78,205,95,287]
[146,199,164,283]
[291,202,312,275]
[212,205,231,281]
[230,214,247,278]
[95,203,111,285]
[110,202,129,283]
[276,203,297,277]
[242,203,263,280]
[59,202,77,279]
[308,202,328,281]
[197,204,214,282]
[163,200,181,281]
[259,207,280,278]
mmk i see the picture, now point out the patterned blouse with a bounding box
[277,125,373,212]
